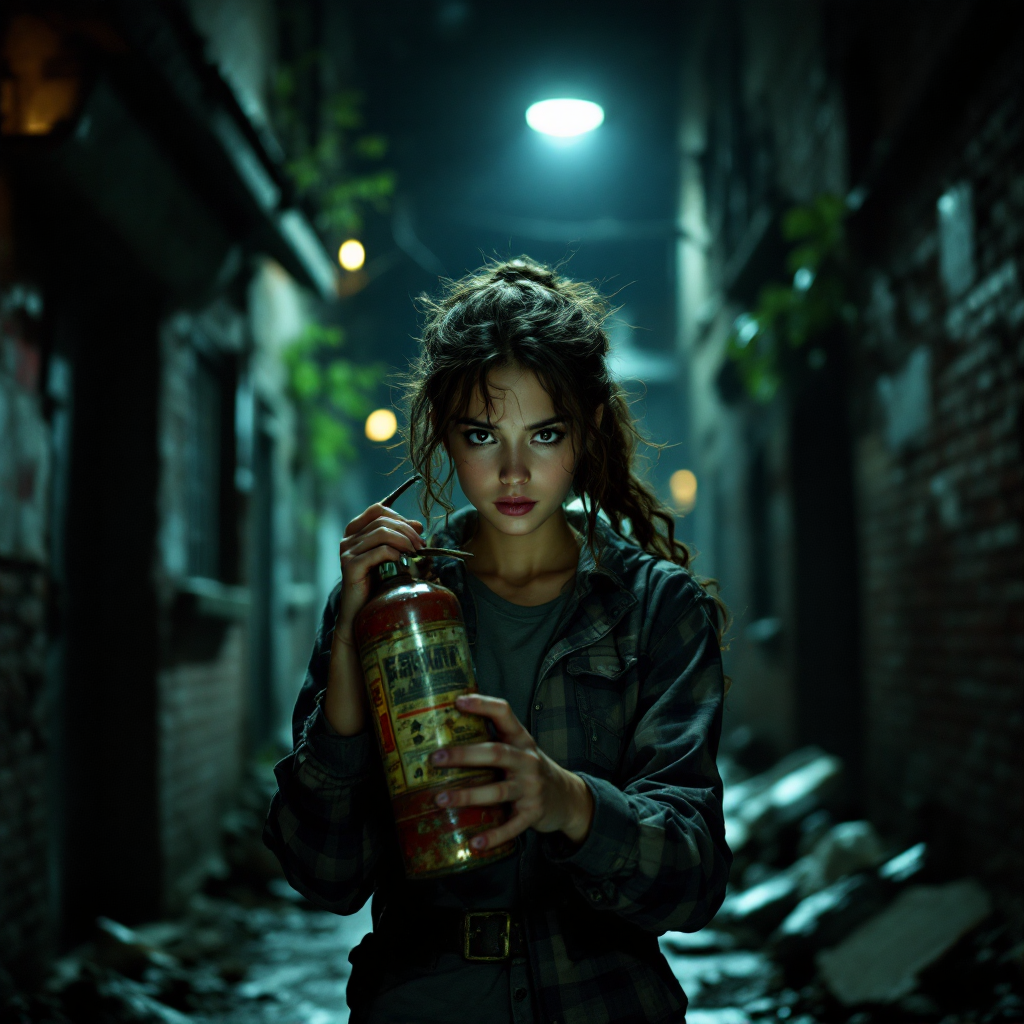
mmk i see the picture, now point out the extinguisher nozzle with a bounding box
[381,474,422,509]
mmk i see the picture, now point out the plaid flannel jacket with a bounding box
[263,508,731,1024]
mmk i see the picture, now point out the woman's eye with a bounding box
[533,428,565,444]
[465,430,494,446]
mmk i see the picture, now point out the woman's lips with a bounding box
[494,498,537,517]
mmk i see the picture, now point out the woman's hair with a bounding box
[403,257,727,635]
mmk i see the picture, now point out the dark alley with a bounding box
[1,2,1022,1023]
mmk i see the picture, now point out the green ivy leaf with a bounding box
[727,193,850,402]
[354,134,388,160]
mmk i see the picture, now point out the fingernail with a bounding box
[435,792,449,806]
[455,694,473,706]
[471,836,486,850]
[431,750,447,765]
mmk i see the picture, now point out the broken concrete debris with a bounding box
[723,747,844,854]
[793,820,885,897]
[877,841,927,885]
[660,746,1020,1022]
[769,873,887,964]
[816,879,993,1005]
[714,864,804,938]
[714,819,887,941]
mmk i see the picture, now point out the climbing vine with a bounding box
[272,73,395,238]
[283,323,385,480]
[271,52,395,479]
[727,194,856,402]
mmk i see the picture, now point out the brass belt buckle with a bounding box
[463,911,511,962]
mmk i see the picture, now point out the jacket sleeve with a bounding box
[542,584,732,934]
[262,588,391,915]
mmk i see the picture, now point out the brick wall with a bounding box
[854,55,1024,916]
[0,563,50,980]
[159,624,246,909]
[157,313,248,910]
[0,285,54,979]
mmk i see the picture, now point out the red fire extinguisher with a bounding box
[352,478,515,878]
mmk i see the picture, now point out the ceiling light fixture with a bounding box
[525,98,604,138]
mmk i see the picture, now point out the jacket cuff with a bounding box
[541,774,638,879]
[302,705,374,778]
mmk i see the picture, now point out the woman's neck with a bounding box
[466,507,579,601]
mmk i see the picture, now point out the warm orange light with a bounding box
[670,469,697,513]
[338,239,366,272]
[365,408,397,442]
[0,16,82,137]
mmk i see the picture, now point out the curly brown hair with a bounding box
[403,257,727,635]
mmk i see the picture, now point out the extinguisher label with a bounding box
[361,621,490,797]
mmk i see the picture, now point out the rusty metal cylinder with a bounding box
[354,557,515,878]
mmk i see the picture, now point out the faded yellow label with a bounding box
[360,620,490,797]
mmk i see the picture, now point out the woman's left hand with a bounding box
[431,693,595,852]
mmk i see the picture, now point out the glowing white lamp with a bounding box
[338,239,366,271]
[365,408,398,442]
[526,99,604,138]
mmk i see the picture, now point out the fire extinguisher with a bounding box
[353,479,514,878]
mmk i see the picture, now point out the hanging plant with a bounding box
[273,74,395,238]
[283,323,386,480]
[726,193,856,402]
[270,46,395,480]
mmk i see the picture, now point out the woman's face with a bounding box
[445,364,577,538]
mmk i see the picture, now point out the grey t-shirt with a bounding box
[365,574,570,1024]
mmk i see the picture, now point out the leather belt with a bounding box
[377,907,527,963]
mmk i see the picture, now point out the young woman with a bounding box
[264,259,732,1024]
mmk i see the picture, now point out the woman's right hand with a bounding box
[325,503,425,736]
[334,503,426,641]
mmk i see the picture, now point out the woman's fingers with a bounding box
[346,544,406,582]
[454,694,533,748]
[341,523,423,560]
[345,503,425,539]
[469,811,531,851]
[342,515,424,551]
[431,742,534,771]
[435,778,521,808]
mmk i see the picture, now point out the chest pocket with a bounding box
[567,651,636,773]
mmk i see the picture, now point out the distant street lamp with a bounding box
[338,239,366,271]
[0,15,85,137]
[525,99,604,138]
[365,408,397,442]
[670,469,697,513]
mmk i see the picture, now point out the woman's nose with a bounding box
[499,447,530,486]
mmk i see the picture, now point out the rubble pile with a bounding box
[660,745,1024,1024]
[0,767,372,1024]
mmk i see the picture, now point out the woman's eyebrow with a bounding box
[454,415,566,430]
